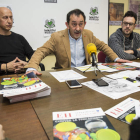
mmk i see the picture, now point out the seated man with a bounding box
[106,11,140,62]
[0,7,34,74]
[25,9,130,75]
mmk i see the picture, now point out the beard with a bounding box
[123,28,133,37]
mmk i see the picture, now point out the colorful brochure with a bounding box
[102,63,136,71]
[0,72,51,103]
[53,108,121,140]
[105,97,139,124]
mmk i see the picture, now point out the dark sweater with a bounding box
[106,28,140,62]
[0,32,34,74]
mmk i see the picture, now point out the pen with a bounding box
[123,77,137,83]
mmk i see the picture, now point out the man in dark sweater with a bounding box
[106,11,140,62]
[0,7,34,74]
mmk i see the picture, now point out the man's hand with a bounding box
[0,125,5,140]
[116,59,132,63]
[14,57,27,73]
[16,57,27,66]
[26,70,42,76]
[137,48,140,51]
[124,50,134,54]
[7,57,27,73]
[7,57,19,72]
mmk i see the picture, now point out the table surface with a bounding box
[30,68,140,140]
[1,68,140,140]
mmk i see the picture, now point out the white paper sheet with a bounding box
[122,62,140,67]
[105,98,138,118]
[50,70,86,82]
[82,77,140,99]
[106,70,140,86]
[75,64,118,73]
[105,97,139,124]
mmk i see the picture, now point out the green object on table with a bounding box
[96,129,120,140]
[1,81,14,85]
[79,133,86,140]
[90,133,97,140]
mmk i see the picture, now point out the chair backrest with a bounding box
[39,63,45,71]
[97,51,106,63]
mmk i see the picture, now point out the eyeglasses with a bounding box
[123,22,135,27]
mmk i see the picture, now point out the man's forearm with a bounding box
[108,40,136,60]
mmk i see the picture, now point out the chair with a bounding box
[39,63,45,71]
[52,66,62,69]
[97,51,106,63]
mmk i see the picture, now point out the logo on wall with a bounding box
[45,19,55,28]
[89,6,99,23]
[44,19,56,37]
[90,7,98,15]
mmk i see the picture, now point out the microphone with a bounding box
[87,43,97,67]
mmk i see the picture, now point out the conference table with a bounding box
[0,67,140,140]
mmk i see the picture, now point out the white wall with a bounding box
[0,0,109,50]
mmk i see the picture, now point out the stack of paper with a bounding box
[0,72,51,103]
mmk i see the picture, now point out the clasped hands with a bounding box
[124,50,134,54]
[7,57,27,73]
[124,48,140,54]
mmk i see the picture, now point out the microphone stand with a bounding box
[83,53,98,76]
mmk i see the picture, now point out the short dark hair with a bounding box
[66,9,86,23]
[122,11,137,23]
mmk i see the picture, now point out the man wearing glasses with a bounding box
[106,11,140,62]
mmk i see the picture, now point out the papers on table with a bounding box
[75,64,97,72]
[102,63,136,71]
[81,70,140,99]
[82,79,140,99]
[75,64,118,73]
[106,70,140,86]
[122,62,140,68]
[105,97,139,124]
[50,70,86,82]
[82,71,140,99]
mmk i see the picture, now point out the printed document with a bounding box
[75,64,118,73]
[105,97,139,124]
[82,77,140,99]
[122,62,140,67]
[50,70,86,82]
